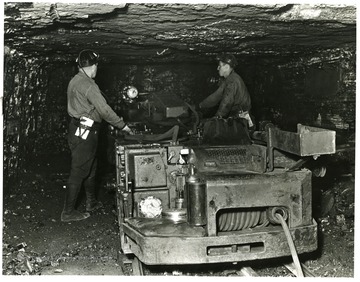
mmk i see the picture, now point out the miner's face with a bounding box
[91,63,98,78]
[217,61,230,77]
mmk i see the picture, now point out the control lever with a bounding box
[168,151,176,162]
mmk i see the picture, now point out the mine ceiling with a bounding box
[3,2,357,63]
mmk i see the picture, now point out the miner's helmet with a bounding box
[216,53,238,68]
[76,49,100,68]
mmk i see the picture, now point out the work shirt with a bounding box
[67,72,125,129]
[199,71,251,118]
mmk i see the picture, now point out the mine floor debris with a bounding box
[2,153,354,276]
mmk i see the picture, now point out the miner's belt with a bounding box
[71,117,101,130]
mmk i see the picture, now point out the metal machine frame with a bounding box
[114,123,335,272]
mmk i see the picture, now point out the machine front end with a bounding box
[115,142,319,265]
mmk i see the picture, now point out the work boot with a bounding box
[86,201,103,212]
[84,177,104,212]
[61,183,90,222]
[61,210,90,222]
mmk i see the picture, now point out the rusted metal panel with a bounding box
[122,221,317,265]
[297,124,336,156]
[129,153,167,188]
[270,124,336,156]
[205,169,313,236]
[193,144,267,174]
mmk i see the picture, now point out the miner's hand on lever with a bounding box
[121,124,134,135]
[109,124,134,135]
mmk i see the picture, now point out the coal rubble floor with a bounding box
[2,153,355,277]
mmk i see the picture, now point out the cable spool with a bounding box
[217,209,269,232]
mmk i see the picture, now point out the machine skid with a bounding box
[121,220,317,265]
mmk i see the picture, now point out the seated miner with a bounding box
[62,49,132,222]
[198,53,253,144]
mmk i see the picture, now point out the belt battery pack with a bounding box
[75,116,94,140]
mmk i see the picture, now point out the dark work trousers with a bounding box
[67,120,99,201]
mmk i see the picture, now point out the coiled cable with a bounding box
[218,210,269,231]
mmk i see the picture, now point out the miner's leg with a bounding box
[61,182,90,222]
[61,121,98,221]
[84,163,103,212]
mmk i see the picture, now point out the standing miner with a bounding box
[62,49,132,222]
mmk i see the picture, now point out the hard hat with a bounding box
[76,50,100,67]
[216,53,238,68]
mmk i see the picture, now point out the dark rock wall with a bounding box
[4,57,50,177]
[3,47,355,181]
[248,47,355,138]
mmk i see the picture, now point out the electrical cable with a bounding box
[124,125,180,143]
[275,213,304,277]
[184,101,199,133]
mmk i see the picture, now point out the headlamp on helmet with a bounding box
[76,49,100,68]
